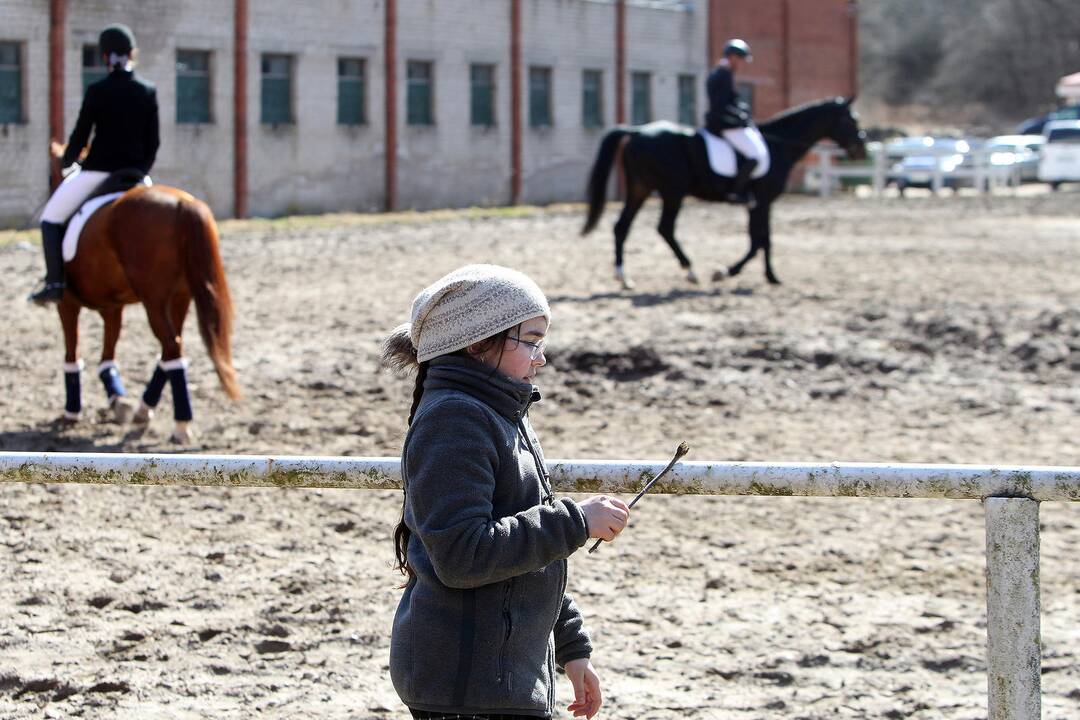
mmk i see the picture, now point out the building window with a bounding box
[260,54,293,125]
[407,61,434,125]
[737,81,755,115]
[582,69,603,129]
[338,57,366,125]
[678,74,696,126]
[176,49,211,124]
[631,71,651,125]
[529,66,552,128]
[470,64,496,127]
[0,42,22,124]
[82,45,107,92]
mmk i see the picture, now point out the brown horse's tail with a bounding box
[179,198,241,400]
[582,127,631,236]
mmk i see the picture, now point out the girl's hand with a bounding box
[579,495,629,541]
[564,658,602,718]
[49,141,65,159]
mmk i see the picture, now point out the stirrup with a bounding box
[28,282,65,306]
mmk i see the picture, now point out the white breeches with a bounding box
[721,126,769,165]
[41,167,110,224]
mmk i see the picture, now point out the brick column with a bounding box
[510,0,522,205]
[48,0,67,191]
[615,0,626,123]
[781,0,791,107]
[233,0,248,218]
[384,0,397,211]
[707,0,722,66]
[847,0,858,98]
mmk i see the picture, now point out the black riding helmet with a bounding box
[723,38,752,62]
[99,24,136,57]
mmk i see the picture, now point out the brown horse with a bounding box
[48,151,240,443]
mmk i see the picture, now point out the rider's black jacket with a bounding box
[704,63,751,133]
[61,69,160,173]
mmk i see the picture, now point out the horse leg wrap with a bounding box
[161,358,193,422]
[142,363,168,408]
[98,360,126,401]
[63,360,84,415]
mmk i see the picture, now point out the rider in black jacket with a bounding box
[704,39,766,204]
[31,24,159,306]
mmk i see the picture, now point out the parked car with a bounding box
[1038,120,1080,189]
[970,134,1044,183]
[888,137,971,193]
[1016,103,1080,135]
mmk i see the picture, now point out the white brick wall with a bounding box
[1,0,709,224]
[0,1,50,227]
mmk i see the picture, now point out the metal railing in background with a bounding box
[4,451,1078,720]
[806,143,1026,197]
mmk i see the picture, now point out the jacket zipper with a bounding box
[498,578,513,685]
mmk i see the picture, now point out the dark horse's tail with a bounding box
[179,198,241,400]
[582,128,631,235]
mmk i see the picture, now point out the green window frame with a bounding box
[176,49,212,124]
[407,60,434,126]
[0,42,22,124]
[260,53,293,125]
[678,74,696,126]
[82,45,107,93]
[582,69,603,129]
[338,57,366,126]
[528,66,552,128]
[470,63,496,127]
[631,71,651,125]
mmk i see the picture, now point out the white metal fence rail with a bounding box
[4,451,1079,720]
[806,143,1025,197]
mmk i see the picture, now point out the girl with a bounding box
[382,264,630,719]
[30,23,160,306]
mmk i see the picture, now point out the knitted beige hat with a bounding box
[382,264,550,366]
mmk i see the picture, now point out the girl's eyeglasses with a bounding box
[512,337,546,360]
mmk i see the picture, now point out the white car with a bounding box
[980,135,1044,183]
[1038,120,1080,188]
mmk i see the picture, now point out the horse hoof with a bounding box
[171,422,196,445]
[766,275,782,285]
[133,401,154,426]
[685,268,699,285]
[711,268,728,282]
[111,396,135,424]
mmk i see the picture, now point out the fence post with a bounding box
[974,149,987,194]
[818,149,831,197]
[872,145,886,197]
[932,154,944,195]
[984,497,1041,720]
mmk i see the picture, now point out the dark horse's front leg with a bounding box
[723,202,780,284]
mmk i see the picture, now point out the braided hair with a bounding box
[382,328,512,584]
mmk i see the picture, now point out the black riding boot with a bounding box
[29,221,66,306]
[726,158,758,205]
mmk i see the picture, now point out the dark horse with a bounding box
[582,97,867,287]
[48,146,240,443]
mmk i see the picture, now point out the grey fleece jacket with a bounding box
[390,356,592,717]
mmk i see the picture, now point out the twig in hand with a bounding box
[588,441,690,554]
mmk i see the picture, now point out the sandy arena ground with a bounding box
[1,189,1079,719]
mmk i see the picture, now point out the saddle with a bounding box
[62,168,152,262]
[696,129,764,179]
